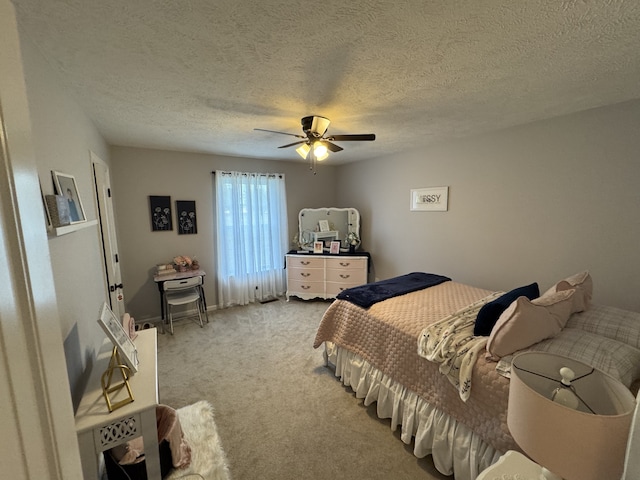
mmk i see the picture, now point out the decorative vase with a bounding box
[179,265,187,272]
[349,244,355,253]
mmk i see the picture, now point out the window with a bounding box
[214,171,287,307]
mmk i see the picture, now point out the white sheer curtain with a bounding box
[214,171,288,307]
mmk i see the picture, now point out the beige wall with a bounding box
[19,32,112,404]
[336,99,640,312]
[109,147,338,320]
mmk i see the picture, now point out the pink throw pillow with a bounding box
[486,290,575,359]
[542,271,592,313]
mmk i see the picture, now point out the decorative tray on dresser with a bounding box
[285,252,369,301]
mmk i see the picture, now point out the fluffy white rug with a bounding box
[165,400,231,480]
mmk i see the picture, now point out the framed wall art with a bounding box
[176,200,197,235]
[149,195,172,231]
[97,302,139,374]
[410,186,449,212]
[51,170,87,223]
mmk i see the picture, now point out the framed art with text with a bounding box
[410,186,449,211]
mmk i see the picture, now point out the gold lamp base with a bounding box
[100,346,135,412]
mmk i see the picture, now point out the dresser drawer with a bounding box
[286,255,324,269]
[326,281,361,296]
[325,256,367,271]
[287,279,324,295]
[288,267,325,283]
[325,268,367,284]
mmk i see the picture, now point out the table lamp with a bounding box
[507,351,636,480]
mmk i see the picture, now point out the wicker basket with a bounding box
[45,194,71,227]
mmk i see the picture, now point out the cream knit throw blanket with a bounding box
[417,292,503,401]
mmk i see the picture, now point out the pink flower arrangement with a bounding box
[173,255,193,267]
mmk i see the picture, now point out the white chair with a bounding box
[163,276,206,334]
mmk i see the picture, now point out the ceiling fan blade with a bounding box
[322,141,343,153]
[254,128,306,139]
[278,140,307,149]
[327,134,376,142]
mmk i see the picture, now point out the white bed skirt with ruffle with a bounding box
[324,341,502,480]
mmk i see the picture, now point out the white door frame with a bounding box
[92,152,126,318]
[0,1,83,478]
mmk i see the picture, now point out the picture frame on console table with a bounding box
[313,241,324,254]
[330,241,340,254]
[97,302,139,373]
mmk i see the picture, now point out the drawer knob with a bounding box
[301,285,311,290]
[300,261,310,265]
[339,262,350,267]
[300,272,310,277]
[339,274,350,279]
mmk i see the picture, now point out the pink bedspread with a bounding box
[313,281,518,453]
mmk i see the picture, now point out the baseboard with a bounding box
[259,297,279,304]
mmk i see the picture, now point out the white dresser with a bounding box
[286,253,368,301]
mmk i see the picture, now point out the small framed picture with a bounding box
[330,241,340,254]
[313,241,324,254]
[51,170,87,224]
[318,219,330,232]
[97,302,139,373]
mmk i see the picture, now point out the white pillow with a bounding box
[532,328,640,388]
[566,303,640,350]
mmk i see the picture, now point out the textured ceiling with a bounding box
[11,0,640,164]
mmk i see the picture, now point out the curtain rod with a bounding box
[212,170,283,178]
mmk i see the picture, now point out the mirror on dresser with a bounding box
[297,207,360,251]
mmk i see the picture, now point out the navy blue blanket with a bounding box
[336,272,451,308]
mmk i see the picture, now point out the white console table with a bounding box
[75,328,160,480]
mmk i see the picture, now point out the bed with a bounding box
[313,272,640,480]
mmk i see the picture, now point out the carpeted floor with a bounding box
[156,298,450,480]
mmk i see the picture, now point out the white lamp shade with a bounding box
[313,142,329,161]
[310,116,330,136]
[296,143,310,159]
[508,352,636,480]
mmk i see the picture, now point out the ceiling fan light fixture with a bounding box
[256,115,376,173]
[313,142,329,160]
[296,143,310,159]
[302,115,331,136]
